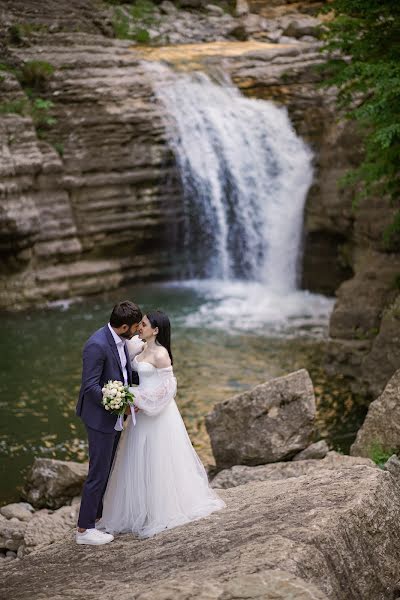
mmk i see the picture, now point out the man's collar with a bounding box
[108,322,125,345]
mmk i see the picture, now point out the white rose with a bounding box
[105,406,110,410]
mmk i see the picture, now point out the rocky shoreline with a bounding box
[2,368,400,599]
[1,0,399,398]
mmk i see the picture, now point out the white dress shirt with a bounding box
[108,323,128,385]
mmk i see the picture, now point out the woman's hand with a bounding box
[125,404,139,415]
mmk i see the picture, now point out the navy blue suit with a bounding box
[76,325,139,529]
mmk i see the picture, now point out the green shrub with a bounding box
[130,0,156,21]
[112,7,131,39]
[111,1,156,43]
[31,98,57,130]
[0,98,30,116]
[8,24,25,45]
[368,441,397,467]
[133,28,150,43]
[0,97,57,137]
[16,60,55,92]
[8,23,48,45]
[321,1,400,250]
[53,142,64,157]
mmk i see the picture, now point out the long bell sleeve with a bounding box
[132,367,177,417]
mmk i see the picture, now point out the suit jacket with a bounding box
[76,325,139,433]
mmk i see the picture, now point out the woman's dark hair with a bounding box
[146,310,173,365]
[110,301,142,327]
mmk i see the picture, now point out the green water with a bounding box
[0,282,368,505]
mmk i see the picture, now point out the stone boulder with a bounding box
[21,458,88,509]
[0,499,81,561]
[4,465,400,600]
[211,451,375,488]
[23,504,80,556]
[361,295,400,396]
[0,503,34,522]
[351,369,400,457]
[235,0,249,17]
[0,515,27,553]
[205,369,316,469]
[292,439,329,461]
[282,16,321,39]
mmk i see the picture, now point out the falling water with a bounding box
[149,64,314,293]
[143,62,333,335]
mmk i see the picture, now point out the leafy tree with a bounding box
[322,0,400,249]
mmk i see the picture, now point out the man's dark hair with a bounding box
[109,301,142,328]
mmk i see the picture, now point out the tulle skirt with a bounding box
[99,400,226,538]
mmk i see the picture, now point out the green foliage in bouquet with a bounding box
[321,1,400,250]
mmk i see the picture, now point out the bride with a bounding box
[97,309,226,538]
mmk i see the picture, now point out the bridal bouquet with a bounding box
[102,380,136,431]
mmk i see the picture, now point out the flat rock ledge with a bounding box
[211,451,376,488]
[3,465,400,600]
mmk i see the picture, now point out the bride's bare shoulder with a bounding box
[154,345,171,368]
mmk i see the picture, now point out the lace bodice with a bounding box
[134,357,172,390]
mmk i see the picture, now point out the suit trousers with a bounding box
[77,425,120,529]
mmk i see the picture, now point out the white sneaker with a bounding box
[76,528,114,545]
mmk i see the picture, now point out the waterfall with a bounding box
[148,64,314,293]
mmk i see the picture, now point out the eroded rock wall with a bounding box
[0,35,183,309]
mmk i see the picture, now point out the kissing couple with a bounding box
[75,300,225,545]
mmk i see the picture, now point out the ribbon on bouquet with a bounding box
[114,402,136,431]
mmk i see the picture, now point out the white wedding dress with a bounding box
[98,346,226,538]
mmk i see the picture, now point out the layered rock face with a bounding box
[0,0,351,311]
[0,33,182,310]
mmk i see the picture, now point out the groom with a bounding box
[75,300,142,545]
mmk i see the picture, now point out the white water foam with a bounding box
[164,279,334,338]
